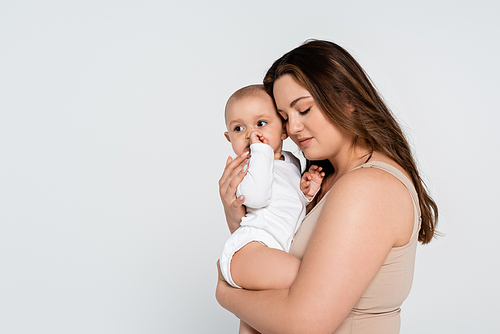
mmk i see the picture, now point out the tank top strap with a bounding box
[351,161,421,239]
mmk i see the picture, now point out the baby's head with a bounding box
[224,84,287,158]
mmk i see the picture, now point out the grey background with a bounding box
[1,0,498,333]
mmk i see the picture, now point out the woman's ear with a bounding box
[224,132,231,142]
[340,92,356,113]
[347,102,356,112]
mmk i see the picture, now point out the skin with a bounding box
[224,92,287,161]
[216,75,415,334]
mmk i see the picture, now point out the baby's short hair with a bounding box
[227,84,266,103]
[225,84,272,124]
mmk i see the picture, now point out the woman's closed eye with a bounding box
[257,120,268,127]
[299,108,311,115]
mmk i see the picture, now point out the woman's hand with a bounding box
[219,152,249,234]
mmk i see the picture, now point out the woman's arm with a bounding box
[219,152,250,234]
[216,167,414,334]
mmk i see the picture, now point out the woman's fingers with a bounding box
[223,160,248,205]
[219,153,249,210]
[229,165,247,188]
[219,152,249,186]
[219,156,235,187]
[232,194,245,209]
[218,152,249,233]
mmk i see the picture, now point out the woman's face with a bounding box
[273,74,351,162]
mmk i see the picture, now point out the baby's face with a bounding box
[225,92,285,157]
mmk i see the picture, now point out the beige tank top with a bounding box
[289,161,421,334]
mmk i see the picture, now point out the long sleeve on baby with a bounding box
[236,143,274,209]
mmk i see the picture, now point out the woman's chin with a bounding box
[303,151,328,162]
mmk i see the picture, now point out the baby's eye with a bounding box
[234,126,243,132]
[257,120,267,127]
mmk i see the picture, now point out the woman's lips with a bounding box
[298,137,313,147]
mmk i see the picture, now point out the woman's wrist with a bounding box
[225,208,242,234]
[224,200,246,234]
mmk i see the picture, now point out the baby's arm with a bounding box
[236,132,273,208]
[300,165,324,201]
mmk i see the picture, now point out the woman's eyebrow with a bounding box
[276,96,312,112]
[290,96,312,107]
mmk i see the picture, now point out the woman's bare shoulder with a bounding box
[322,161,414,246]
[337,161,407,192]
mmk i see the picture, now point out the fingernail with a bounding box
[242,164,248,172]
[239,195,244,201]
[240,151,249,157]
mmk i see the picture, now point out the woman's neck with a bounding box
[328,145,373,185]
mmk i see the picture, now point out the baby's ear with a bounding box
[281,124,288,140]
[224,132,231,142]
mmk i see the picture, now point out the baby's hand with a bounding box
[249,132,269,145]
[300,165,325,201]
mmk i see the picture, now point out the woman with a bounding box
[217,40,438,334]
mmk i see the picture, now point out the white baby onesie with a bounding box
[220,143,310,288]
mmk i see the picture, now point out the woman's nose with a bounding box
[287,114,303,135]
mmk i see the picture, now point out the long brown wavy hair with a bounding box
[263,40,438,244]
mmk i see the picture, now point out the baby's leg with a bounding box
[231,241,300,290]
[239,320,260,334]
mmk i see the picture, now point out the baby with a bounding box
[220,84,323,292]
